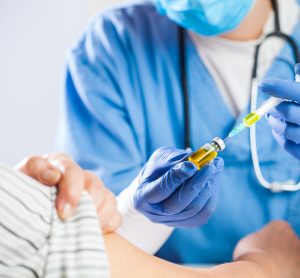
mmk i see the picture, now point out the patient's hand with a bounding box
[234,221,300,278]
[16,153,122,233]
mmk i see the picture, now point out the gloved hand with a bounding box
[259,64,300,161]
[133,147,224,228]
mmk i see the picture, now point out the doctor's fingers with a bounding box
[268,115,300,144]
[140,147,191,181]
[161,159,223,214]
[151,147,191,164]
[269,102,300,125]
[259,78,300,102]
[163,195,219,228]
[272,131,300,160]
[159,180,219,221]
[138,161,198,204]
[16,156,62,185]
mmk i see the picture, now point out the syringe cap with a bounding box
[212,137,226,151]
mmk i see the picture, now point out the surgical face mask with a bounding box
[155,0,255,36]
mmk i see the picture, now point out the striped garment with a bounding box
[0,163,110,278]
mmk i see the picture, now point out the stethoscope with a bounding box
[179,0,300,192]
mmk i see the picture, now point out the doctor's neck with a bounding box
[221,0,272,41]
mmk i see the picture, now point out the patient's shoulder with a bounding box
[0,163,110,277]
[0,163,53,276]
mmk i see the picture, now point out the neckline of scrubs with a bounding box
[183,20,300,166]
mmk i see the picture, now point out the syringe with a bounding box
[224,97,284,141]
[224,73,300,142]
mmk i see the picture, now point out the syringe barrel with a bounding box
[255,97,283,117]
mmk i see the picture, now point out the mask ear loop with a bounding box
[250,41,300,193]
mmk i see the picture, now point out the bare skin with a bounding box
[16,153,122,233]
[18,155,300,277]
[233,221,300,278]
[104,221,300,278]
[222,0,272,41]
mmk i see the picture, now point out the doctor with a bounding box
[57,0,300,264]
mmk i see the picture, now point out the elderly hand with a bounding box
[234,221,300,278]
[16,153,121,233]
[259,64,300,161]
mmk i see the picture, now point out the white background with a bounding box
[0,0,125,165]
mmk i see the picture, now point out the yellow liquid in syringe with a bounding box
[226,112,262,139]
[243,112,261,127]
[226,96,285,140]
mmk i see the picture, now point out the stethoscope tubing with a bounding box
[179,0,300,192]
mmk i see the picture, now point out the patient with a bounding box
[0,154,299,277]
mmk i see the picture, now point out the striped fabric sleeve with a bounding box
[0,163,110,278]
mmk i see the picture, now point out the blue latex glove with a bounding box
[259,64,300,161]
[133,147,224,228]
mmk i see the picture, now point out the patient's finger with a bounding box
[16,156,62,185]
[47,153,85,221]
[84,171,105,209]
[102,211,122,234]
[83,171,121,233]
[97,189,118,229]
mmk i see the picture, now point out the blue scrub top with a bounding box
[57,1,300,264]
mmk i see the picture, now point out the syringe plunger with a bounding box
[255,97,283,117]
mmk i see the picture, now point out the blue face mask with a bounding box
[155,0,255,36]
